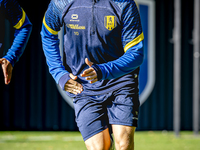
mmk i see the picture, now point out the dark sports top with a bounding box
[41,0,144,97]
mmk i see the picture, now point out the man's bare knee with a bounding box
[112,125,135,150]
[115,141,134,150]
[114,135,134,150]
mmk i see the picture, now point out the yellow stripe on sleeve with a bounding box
[43,17,59,35]
[14,8,26,29]
[124,32,144,52]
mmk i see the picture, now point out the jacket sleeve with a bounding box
[40,0,70,90]
[2,0,32,67]
[92,1,144,80]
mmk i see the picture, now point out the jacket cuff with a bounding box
[58,73,71,90]
[91,64,103,81]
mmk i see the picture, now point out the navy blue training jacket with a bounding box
[41,0,144,97]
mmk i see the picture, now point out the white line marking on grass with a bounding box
[63,136,83,141]
[0,135,16,140]
[0,135,84,142]
[27,136,55,141]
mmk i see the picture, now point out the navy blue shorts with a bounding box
[73,86,140,141]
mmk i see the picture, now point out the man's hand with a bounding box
[0,58,13,85]
[64,73,83,95]
[81,58,98,84]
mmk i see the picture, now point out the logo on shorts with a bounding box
[104,16,116,31]
[133,117,138,120]
[135,111,138,116]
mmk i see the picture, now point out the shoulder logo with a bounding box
[104,16,117,31]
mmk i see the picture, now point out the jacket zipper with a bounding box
[91,0,96,34]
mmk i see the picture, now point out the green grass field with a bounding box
[0,131,199,150]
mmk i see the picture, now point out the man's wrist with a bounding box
[2,56,14,67]
[91,64,103,81]
[58,73,71,90]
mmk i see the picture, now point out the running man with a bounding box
[41,0,144,149]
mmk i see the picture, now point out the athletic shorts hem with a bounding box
[109,120,138,127]
[82,127,108,142]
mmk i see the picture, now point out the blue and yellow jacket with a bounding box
[41,0,144,97]
[0,0,32,66]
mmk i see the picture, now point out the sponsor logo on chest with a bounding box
[67,14,85,30]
